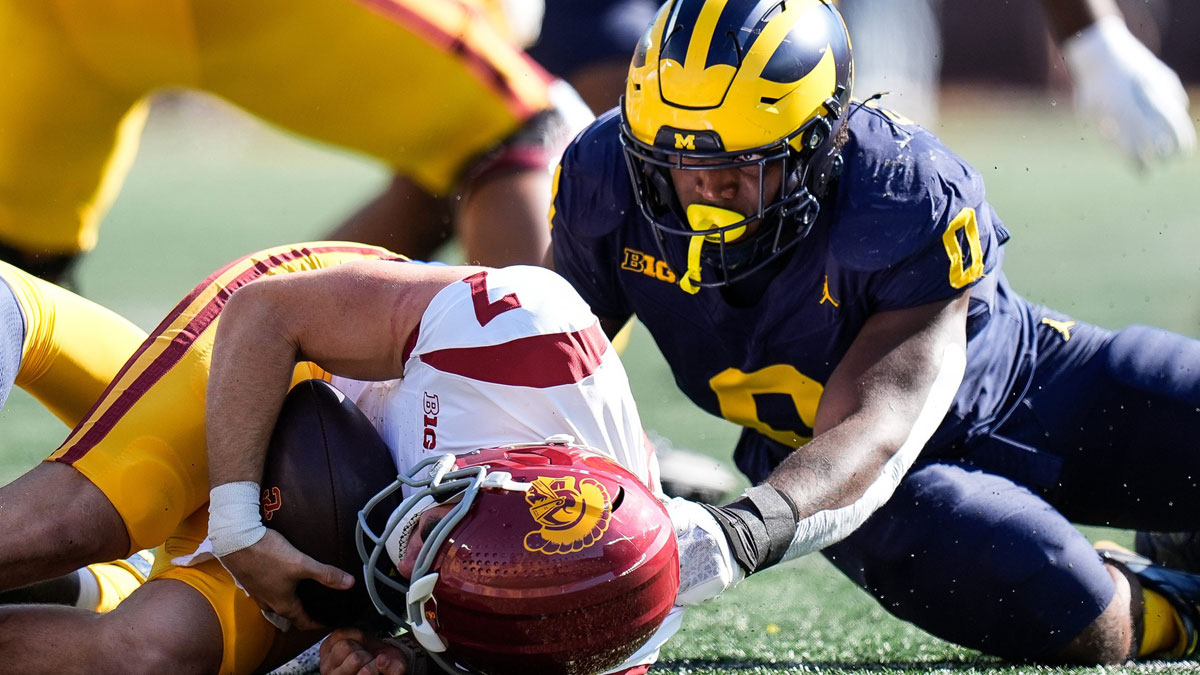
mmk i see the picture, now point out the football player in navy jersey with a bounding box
[548,0,1200,664]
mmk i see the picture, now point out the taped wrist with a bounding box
[699,484,799,575]
[208,481,267,557]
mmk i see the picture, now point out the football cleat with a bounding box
[1096,541,1200,658]
[1135,531,1200,574]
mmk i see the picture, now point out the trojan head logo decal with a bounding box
[261,486,282,521]
[522,475,612,555]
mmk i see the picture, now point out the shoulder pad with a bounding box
[830,106,987,271]
[553,111,633,240]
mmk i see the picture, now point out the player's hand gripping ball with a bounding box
[260,379,401,628]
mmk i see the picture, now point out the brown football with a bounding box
[261,378,401,628]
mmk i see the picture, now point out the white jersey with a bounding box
[330,266,678,675]
[331,265,656,488]
[186,266,676,675]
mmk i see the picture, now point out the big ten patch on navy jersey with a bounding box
[551,102,1035,466]
[330,265,654,488]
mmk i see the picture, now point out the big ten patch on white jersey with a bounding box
[334,266,654,488]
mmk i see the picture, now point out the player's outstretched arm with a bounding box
[680,292,970,602]
[776,291,969,551]
[205,259,475,630]
[1042,0,1196,167]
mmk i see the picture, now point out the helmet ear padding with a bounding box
[645,163,679,217]
[803,117,831,152]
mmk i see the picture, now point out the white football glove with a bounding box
[665,497,744,606]
[1062,16,1196,168]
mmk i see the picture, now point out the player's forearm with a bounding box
[772,294,968,515]
[206,284,300,487]
[703,293,970,576]
[698,341,965,577]
[773,341,966,562]
[1040,0,1120,42]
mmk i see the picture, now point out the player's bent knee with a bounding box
[830,464,1117,660]
[0,463,128,580]
[98,580,223,675]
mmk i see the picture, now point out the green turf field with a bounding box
[2,89,1199,674]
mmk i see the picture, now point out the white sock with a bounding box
[73,568,100,610]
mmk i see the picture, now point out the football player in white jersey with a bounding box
[320,265,652,483]
[0,243,701,674]
[207,258,681,674]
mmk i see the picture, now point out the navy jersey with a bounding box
[551,103,1036,464]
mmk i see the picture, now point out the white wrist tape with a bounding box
[208,481,267,558]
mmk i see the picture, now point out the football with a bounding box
[261,378,401,628]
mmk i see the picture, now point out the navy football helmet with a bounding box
[621,0,853,291]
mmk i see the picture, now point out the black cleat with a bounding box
[654,440,740,505]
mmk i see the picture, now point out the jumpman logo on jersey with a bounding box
[819,275,839,307]
[1042,317,1076,341]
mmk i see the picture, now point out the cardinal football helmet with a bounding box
[621,0,853,292]
[357,438,679,675]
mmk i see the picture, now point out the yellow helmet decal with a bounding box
[674,132,697,149]
[522,475,612,555]
[661,0,736,107]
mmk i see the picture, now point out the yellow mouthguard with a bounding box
[679,204,748,294]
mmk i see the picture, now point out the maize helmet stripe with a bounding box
[660,0,732,107]
[627,0,850,153]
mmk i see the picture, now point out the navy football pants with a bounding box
[739,311,1200,658]
[0,277,22,411]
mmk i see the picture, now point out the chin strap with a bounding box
[699,484,800,574]
[679,236,704,294]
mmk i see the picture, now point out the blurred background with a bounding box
[843,0,1200,125]
[941,0,1199,84]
